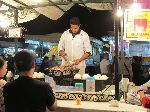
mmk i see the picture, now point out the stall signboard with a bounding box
[8,27,22,38]
[124,9,150,41]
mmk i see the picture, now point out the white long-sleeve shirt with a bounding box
[58,29,92,69]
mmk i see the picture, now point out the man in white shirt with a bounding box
[58,17,92,75]
[100,53,110,75]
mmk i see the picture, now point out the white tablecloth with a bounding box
[46,100,148,112]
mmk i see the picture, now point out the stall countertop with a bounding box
[46,100,149,112]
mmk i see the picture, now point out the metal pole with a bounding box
[14,9,18,53]
[120,12,125,84]
[41,41,43,58]
[114,0,120,100]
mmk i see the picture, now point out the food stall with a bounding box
[2,0,150,111]
[31,59,116,102]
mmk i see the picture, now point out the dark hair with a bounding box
[52,55,55,57]
[0,56,5,68]
[43,56,49,61]
[14,50,35,72]
[70,17,80,25]
[102,53,109,59]
[133,56,142,64]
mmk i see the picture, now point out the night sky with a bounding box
[21,4,114,39]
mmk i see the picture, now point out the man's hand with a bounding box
[73,59,81,65]
[142,86,148,92]
[59,50,67,58]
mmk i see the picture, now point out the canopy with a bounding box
[0,0,149,23]
[0,0,114,22]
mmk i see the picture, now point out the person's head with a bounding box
[52,55,56,60]
[0,56,7,77]
[42,56,49,63]
[102,53,109,60]
[70,17,80,34]
[14,50,35,74]
[132,56,140,63]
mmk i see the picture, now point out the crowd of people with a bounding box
[100,53,150,86]
[1,50,150,111]
[0,51,58,112]
[99,53,150,108]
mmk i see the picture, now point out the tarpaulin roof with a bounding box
[0,0,114,22]
[1,0,149,23]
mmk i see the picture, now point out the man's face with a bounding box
[0,61,7,77]
[70,24,80,34]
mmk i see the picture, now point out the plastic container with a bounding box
[56,85,61,91]
[75,83,84,92]
[86,77,95,92]
[45,75,53,83]
[45,76,56,90]
[68,86,76,92]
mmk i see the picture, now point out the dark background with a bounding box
[21,4,114,39]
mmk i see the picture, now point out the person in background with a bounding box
[58,17,92,75]
[3,50,57,112]
[100,53,110,75]
[118,53,133,82]
[7,55,15,75]
[134,86,150,109]
[0,56,7,112]
[132,56,144,86]
[49,55,58,68]
[127,86,150,107]
[39,56,50,73]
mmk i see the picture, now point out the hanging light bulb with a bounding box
[117,6,123,17]
[0,14,10,28]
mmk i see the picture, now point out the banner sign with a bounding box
[124,9,150,41]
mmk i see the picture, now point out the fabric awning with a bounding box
[0,0,113,22]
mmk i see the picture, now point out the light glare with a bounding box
[130,3,141,12]
[0,15,10,28]
[117,7,123,17]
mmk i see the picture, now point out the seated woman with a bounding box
[139,87,150,109]
[127,85,150,109]
[38,56,50,73]
[0,56,7,112]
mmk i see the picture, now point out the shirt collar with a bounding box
[69,29,81,37]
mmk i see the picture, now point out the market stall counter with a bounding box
[46,100,148,112]
[19,72,149,112]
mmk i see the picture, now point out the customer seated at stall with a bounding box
[133,86,150,109]
[100,53,110,75]
[49,55,58,68]
[127,70,150,107]
[0,56,7,112]
[132,56,146,86]
[3,50,57,112]
[38,56,50,73]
